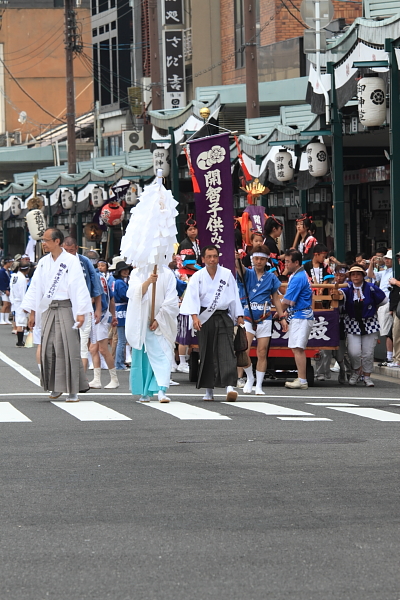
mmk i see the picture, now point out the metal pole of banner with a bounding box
[386,38,400,279]
[327,61,345,263]
[168,126,182,240]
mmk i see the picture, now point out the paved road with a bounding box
[0,327,399,600]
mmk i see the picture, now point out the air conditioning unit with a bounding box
[123,130,144,152]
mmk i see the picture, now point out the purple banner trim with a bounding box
[188,132,236,273]
[243,205,266,235]
[270,310,340,348]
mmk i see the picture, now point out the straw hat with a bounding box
[347,265,366,276]
[108,256,123,271]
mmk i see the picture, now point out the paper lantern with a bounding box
[100,202,124,226]
[152,148,170,177]
[61,189,74,210]
[357,76,386,127]
[26,209,47,241]
[91,186,105,208]
[10,197,21,216]
[275,150,293,182]
[125,184,139,206]
[307,142,328,177]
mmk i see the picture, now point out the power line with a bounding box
[0,57,66,123]
[278,0,309,29]
[190,15,275,80]
[80,49,152,92]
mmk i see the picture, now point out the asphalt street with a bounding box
[0,326,399,600]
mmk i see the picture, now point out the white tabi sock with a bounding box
[203,388,214,400]
[255,371,265,390]
[387,351,393,361]
[179,355,186,365]
[37,364,41,372]
[0,313,4,323]
[244,365,254,384]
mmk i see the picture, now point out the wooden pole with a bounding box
[292,230,301,250]
[150,265,157,323]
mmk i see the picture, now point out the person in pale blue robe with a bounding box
[126,266,179,403]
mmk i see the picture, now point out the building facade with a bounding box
[0,0,93,142]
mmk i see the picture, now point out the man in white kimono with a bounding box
[10,264,30,347]
[21,228,93,402]
[126,265,179,403]
[180,245,244,401]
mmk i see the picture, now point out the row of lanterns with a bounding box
[9,180,141,241]
[8,181,141,216]
[274,75,386,183]
[274,142,328,182]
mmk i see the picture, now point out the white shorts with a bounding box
[244,319,272,339]
[15,307,28,327]
[1,293,9,303]
[79,313,92,359]
[93,315,110,342]
[288,318,314,349]
[377,302,393,336]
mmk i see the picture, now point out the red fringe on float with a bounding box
[183,147,201,193]
[234,135,252,182]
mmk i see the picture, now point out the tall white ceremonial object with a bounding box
[120,168,178,275]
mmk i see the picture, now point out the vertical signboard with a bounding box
[163,30,186,109]
[163,0,184,25]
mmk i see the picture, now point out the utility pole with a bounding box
[64,0,78,174]
[148,0,162,110]
[244,0,259,120]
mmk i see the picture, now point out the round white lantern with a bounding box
[275,149,293,182]
[61,189,74,210]
[357,76,386,127]
[124,184,138,206]
[307,142,328,177]
[91,186,105,208]
[10,197,21,216]
[152,148,170,177]
[26,209,47,241]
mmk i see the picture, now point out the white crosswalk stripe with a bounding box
[0,399,399,424]
[51,401,131,421]
[223,402,315,417]
[0,402,31,422]
[277,417,332,421]
[325,406,400,422]
[137,401,231,420]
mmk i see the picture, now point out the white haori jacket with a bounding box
[125,266,179,353]
[180,265,243,326]
[10,271,28,312]
[21,249,93,330]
